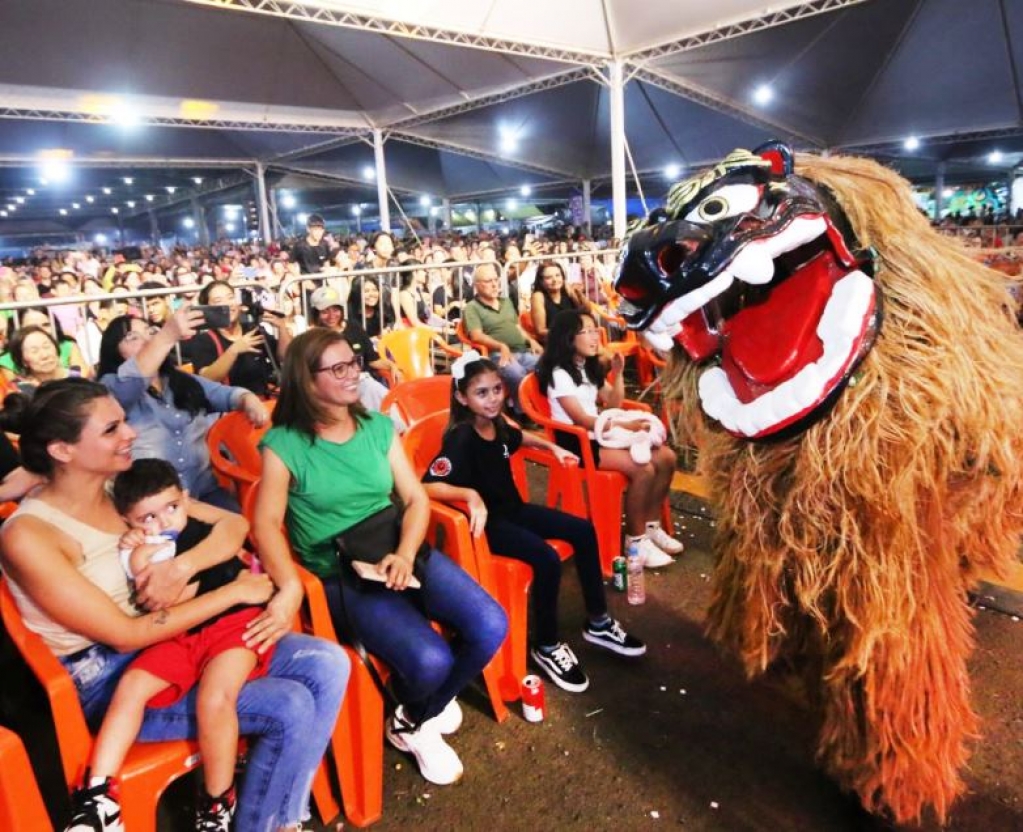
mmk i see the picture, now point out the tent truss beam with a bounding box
[838,125,1023,154]
[625,0,869,62]
[632,66,824,149]
[180,0,603,65]
[268,163,419,197]
[389,131,576,180]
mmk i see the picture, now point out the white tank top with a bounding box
[5,496,136,656]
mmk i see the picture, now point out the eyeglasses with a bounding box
[314,354,364,379]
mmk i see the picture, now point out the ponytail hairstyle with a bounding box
[536,308,604,394]
[447,351,509,441]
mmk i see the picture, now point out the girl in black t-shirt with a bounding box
[423,352,646,695]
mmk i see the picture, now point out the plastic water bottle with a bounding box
[626,539,645,605]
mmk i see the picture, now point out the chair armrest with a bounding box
[430,332,463,358]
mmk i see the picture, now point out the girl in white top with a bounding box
[537,308,683,568]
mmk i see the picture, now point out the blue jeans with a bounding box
[61,634,349,832]
[323,549,507,724]
[498,351,540,413]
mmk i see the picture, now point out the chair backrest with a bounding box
[207,408,273,504]
[455,319,488,354]
[518,310,537,338]
[519,373,552,421]
[0,578,93,788]
[380,375,453,431]
[377,326,437,380]
[401,410,450,479]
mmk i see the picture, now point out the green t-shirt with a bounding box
[462,297,529,352]
[260,412,395,578]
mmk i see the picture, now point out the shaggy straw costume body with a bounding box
[661,154,1023,824]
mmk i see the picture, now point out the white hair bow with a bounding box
[451,349,483,380]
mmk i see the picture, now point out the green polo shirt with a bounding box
[462,297,528,351]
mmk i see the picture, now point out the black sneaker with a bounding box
[530,642,590,692]
[195,786,236,832]
[66,776,123,832]
[583,618,647,657]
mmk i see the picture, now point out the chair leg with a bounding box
[489,559,532,702]
[310,757,341,827]
[588,474,627,576]
[333,654,384,828]
[0,728,50,831]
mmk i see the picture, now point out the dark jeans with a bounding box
[485,504,606,647]
[322,549,507,724]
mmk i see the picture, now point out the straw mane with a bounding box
[661,152,1023,824]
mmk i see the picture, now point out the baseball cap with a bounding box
[310,286,342,311]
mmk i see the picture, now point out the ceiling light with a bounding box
[362,166,376,181]
[25,188,34,196]
[989,150,1004,164]
[94,233,107,244]
[520,186,531,197]
[0,211,6,218]
[59,208,68,216]
[102,187,112,195]
[85,195,94,203]
[752,84,773,106]
[296,213,309,225]
[72,202,80,209]
[903,136,920,151]
[166,186,177,194]
[5,204,13,211]
[192,176,203,185]
[419,195,431,207]
[183,217,195,228]
[126,200,136,208]
[145,194,154,202]
[14,196,24,205]
[225,222,236,233]
[351,206,361,216]
[111,207,119,214]
[664,164,681,180]
[281,194,297,209]
[123,176,134,185]
[942,188,954,199]
[506,198,518,211]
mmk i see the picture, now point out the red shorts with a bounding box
[128,607,274,708]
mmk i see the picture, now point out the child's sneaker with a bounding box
[195,786,236,832]
[583,618,647,657]
[646,521,684,555]
[66,776,123,832]
[633,535,675,569]
[423,698,463,735]
[386,707,464,785]
[530,642,590,692]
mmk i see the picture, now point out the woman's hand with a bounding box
[133,556,194,610]
[231,570,276,606]
[239,393,269,427]
[167,305,204,343]
[551,445,579,466]
[610,352,625,376]
[379,552,416,591]
[466,490,488,538]
[243,583,300,654]
[231,329,266,356]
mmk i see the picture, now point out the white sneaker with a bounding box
[646,522,684,555]
[424,698,463,735]
[386,708,464,785]
[632,535,675,569]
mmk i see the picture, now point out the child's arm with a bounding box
[520,430,579,467]
[423,481,488,538]
[598,353,626,409]
[132,501,249,611]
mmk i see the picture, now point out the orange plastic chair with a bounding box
[519,373,672,575]
[402,411,574,702]
[377,326,461,380]
[518,310,538,339]
[455,319,489,354]
[380,375,453,430]
[207,405,274,507]
[0,726,52,830]
[0,577,339,832]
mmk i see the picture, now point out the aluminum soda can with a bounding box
[521,674,545,722]
[611,556,627,592]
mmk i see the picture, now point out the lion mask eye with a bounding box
[684,184,761,225]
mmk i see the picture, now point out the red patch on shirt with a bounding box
[429,457,452,478]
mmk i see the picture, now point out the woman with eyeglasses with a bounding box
[253,328,507,787]
[98,307,268,517]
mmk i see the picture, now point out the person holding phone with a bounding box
[185,280,292,397]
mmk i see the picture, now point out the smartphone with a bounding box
[193,305,231,329]
[350,560,421,589]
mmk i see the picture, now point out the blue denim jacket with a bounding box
[101,357,246,497]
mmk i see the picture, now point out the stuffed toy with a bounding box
[593,409,666,464]
[615,142,1023,825]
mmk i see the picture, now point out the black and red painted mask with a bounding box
[615,141,880,440]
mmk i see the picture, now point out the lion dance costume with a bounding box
[615,142,1023,824]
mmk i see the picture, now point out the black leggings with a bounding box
[485,503,606,647]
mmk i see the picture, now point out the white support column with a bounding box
[442,198,452,231]
[374,129,391,233]
[255,162,272,244]
[582,178,592,236]
[191,198,209,247]
[608,60,627,241]
[148,209,160,245]
[934,162,946,220]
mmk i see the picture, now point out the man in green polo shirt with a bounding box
[461,262,542,413]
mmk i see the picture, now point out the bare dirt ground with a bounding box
[4,493,1021,831]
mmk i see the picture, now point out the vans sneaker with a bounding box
[424,698,463,735]
[632,535,675,569]
[386,708,464,785]
[583,618,647,657]
[66,776,123,832]
[646,522,684,555]
[530,643,589,693]
[195,786,236,832]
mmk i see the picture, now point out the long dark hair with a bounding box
[348,276,383,336]
[446,355,509,442]
[530,260,571,299]
[537,308,604,394]
[2,378,111,476]
[97,315,211,417]
[274,328,368,440]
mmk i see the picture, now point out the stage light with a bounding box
[904,136,920,151]
[753,84,773,106]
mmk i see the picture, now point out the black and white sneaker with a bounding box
[583,618,647,657]
[65,776,124,832]
[195,786,236,832]
[530,642,590,692]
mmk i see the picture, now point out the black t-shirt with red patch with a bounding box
[423,420,523,518]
